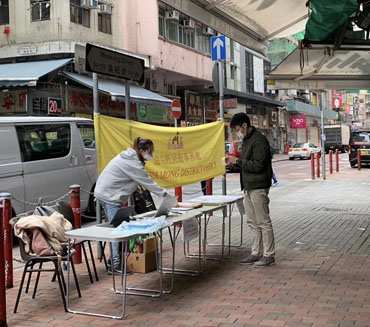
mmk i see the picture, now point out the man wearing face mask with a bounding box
[95,137,171,273]
[227,113,275,267]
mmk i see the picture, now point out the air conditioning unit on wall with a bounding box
[165,10,180,20]
[184,19,195,29]
[99,3,112,14]
[202,27,214,35]
[81,0,98,9]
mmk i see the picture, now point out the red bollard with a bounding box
[311,153,315,180]
[335,150,339,172]
[357,149,361,171]
[206,179,213,195]
[0,193,13,289]
[69,185,82,264]
[0,204,7,327]
[175,187,182,203]
[329,150,333,174]
[316,152,320,178]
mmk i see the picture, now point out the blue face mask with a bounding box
[143,154,153,161]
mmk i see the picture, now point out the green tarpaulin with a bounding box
[305,0,358,42]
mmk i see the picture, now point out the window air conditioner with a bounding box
[99,4,112,14]
[165,10,180,20]
[202,27,214,35]
[183,19,195,29]
[81,0,99,9]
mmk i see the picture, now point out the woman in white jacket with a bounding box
[94,137,169,273]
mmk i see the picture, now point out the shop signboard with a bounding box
[85,43,145,83]
[48,97,62,115]
[0,90,27,114]
[137,103,173,123]
[290,116,306,129]
[346,93,354,105]
[253,56,264,94]
[186,92,203,124]
[68,86,137,119]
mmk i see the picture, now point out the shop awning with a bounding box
[267,46,370,90]
[224,88,285,108]
[203,0,308,40]
[287,101,338,120]
[0,58,72,87]
[63,72,172,107]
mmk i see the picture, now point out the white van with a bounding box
[0,117,97,216]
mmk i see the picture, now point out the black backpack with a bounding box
[132,185,156,214]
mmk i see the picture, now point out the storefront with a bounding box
[63,72,173,124]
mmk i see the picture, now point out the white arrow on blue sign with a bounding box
[211,35,226,61]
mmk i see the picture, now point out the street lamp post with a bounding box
[320,93,326,180]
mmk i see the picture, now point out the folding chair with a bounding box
[56,200,99,283]
[11,216,81,313]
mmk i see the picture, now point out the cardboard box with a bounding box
[127,250,157,273]
[143,236,158,253]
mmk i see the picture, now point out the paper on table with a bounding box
[171,207,190,212]
[177,202,202,208]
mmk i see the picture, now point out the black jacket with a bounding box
[237,127,272,190]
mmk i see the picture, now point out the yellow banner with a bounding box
[94,115,225,188]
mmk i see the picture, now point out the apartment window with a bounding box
[230,39,234,62]
[160,8,195,49]
[70,0,90,27]
[98,13,111,34]
[158,7,165,37]
[195,27,211,54]
[179,24,194,48]
[230,65,236,80]
[245,51,254,93]
[264,61,271,94]
[31,0,50,21]
[165,20,178,42]
[0,0,9,25]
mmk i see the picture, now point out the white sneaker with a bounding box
[273,181,279,186]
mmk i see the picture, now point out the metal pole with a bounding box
[69,185,82,264]
[0,203,7,327]
[218,61,226,195]
[310,153,315,180]
[320,93,326,180]
[125,80,130,120]
[92,73,102,259]
[0,193,12,289]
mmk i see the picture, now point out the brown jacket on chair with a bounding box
[14,212,72,255]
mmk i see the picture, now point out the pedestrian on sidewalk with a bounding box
[227,113,276,267]
[270,144,279,186]
[94,137,173,273]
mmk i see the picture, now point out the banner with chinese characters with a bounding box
[95,115,225,188]
[0,90,27,114]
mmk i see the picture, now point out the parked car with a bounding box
[348,131,370,168]
[225,140,242,172]
[288,142,321,160]
[0,117,97,217]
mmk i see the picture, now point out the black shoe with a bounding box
[240,255,261,264]
[254,256,275,267]
[108,263,133,275]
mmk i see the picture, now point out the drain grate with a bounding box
[311,207,352,212]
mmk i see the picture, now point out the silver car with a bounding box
[288,142,321,160]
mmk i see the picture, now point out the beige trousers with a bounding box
[244,188,275,258]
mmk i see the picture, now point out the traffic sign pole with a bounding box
[211,35,227,196]
[218,61,226,195]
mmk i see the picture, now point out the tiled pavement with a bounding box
[4,166,370,327]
